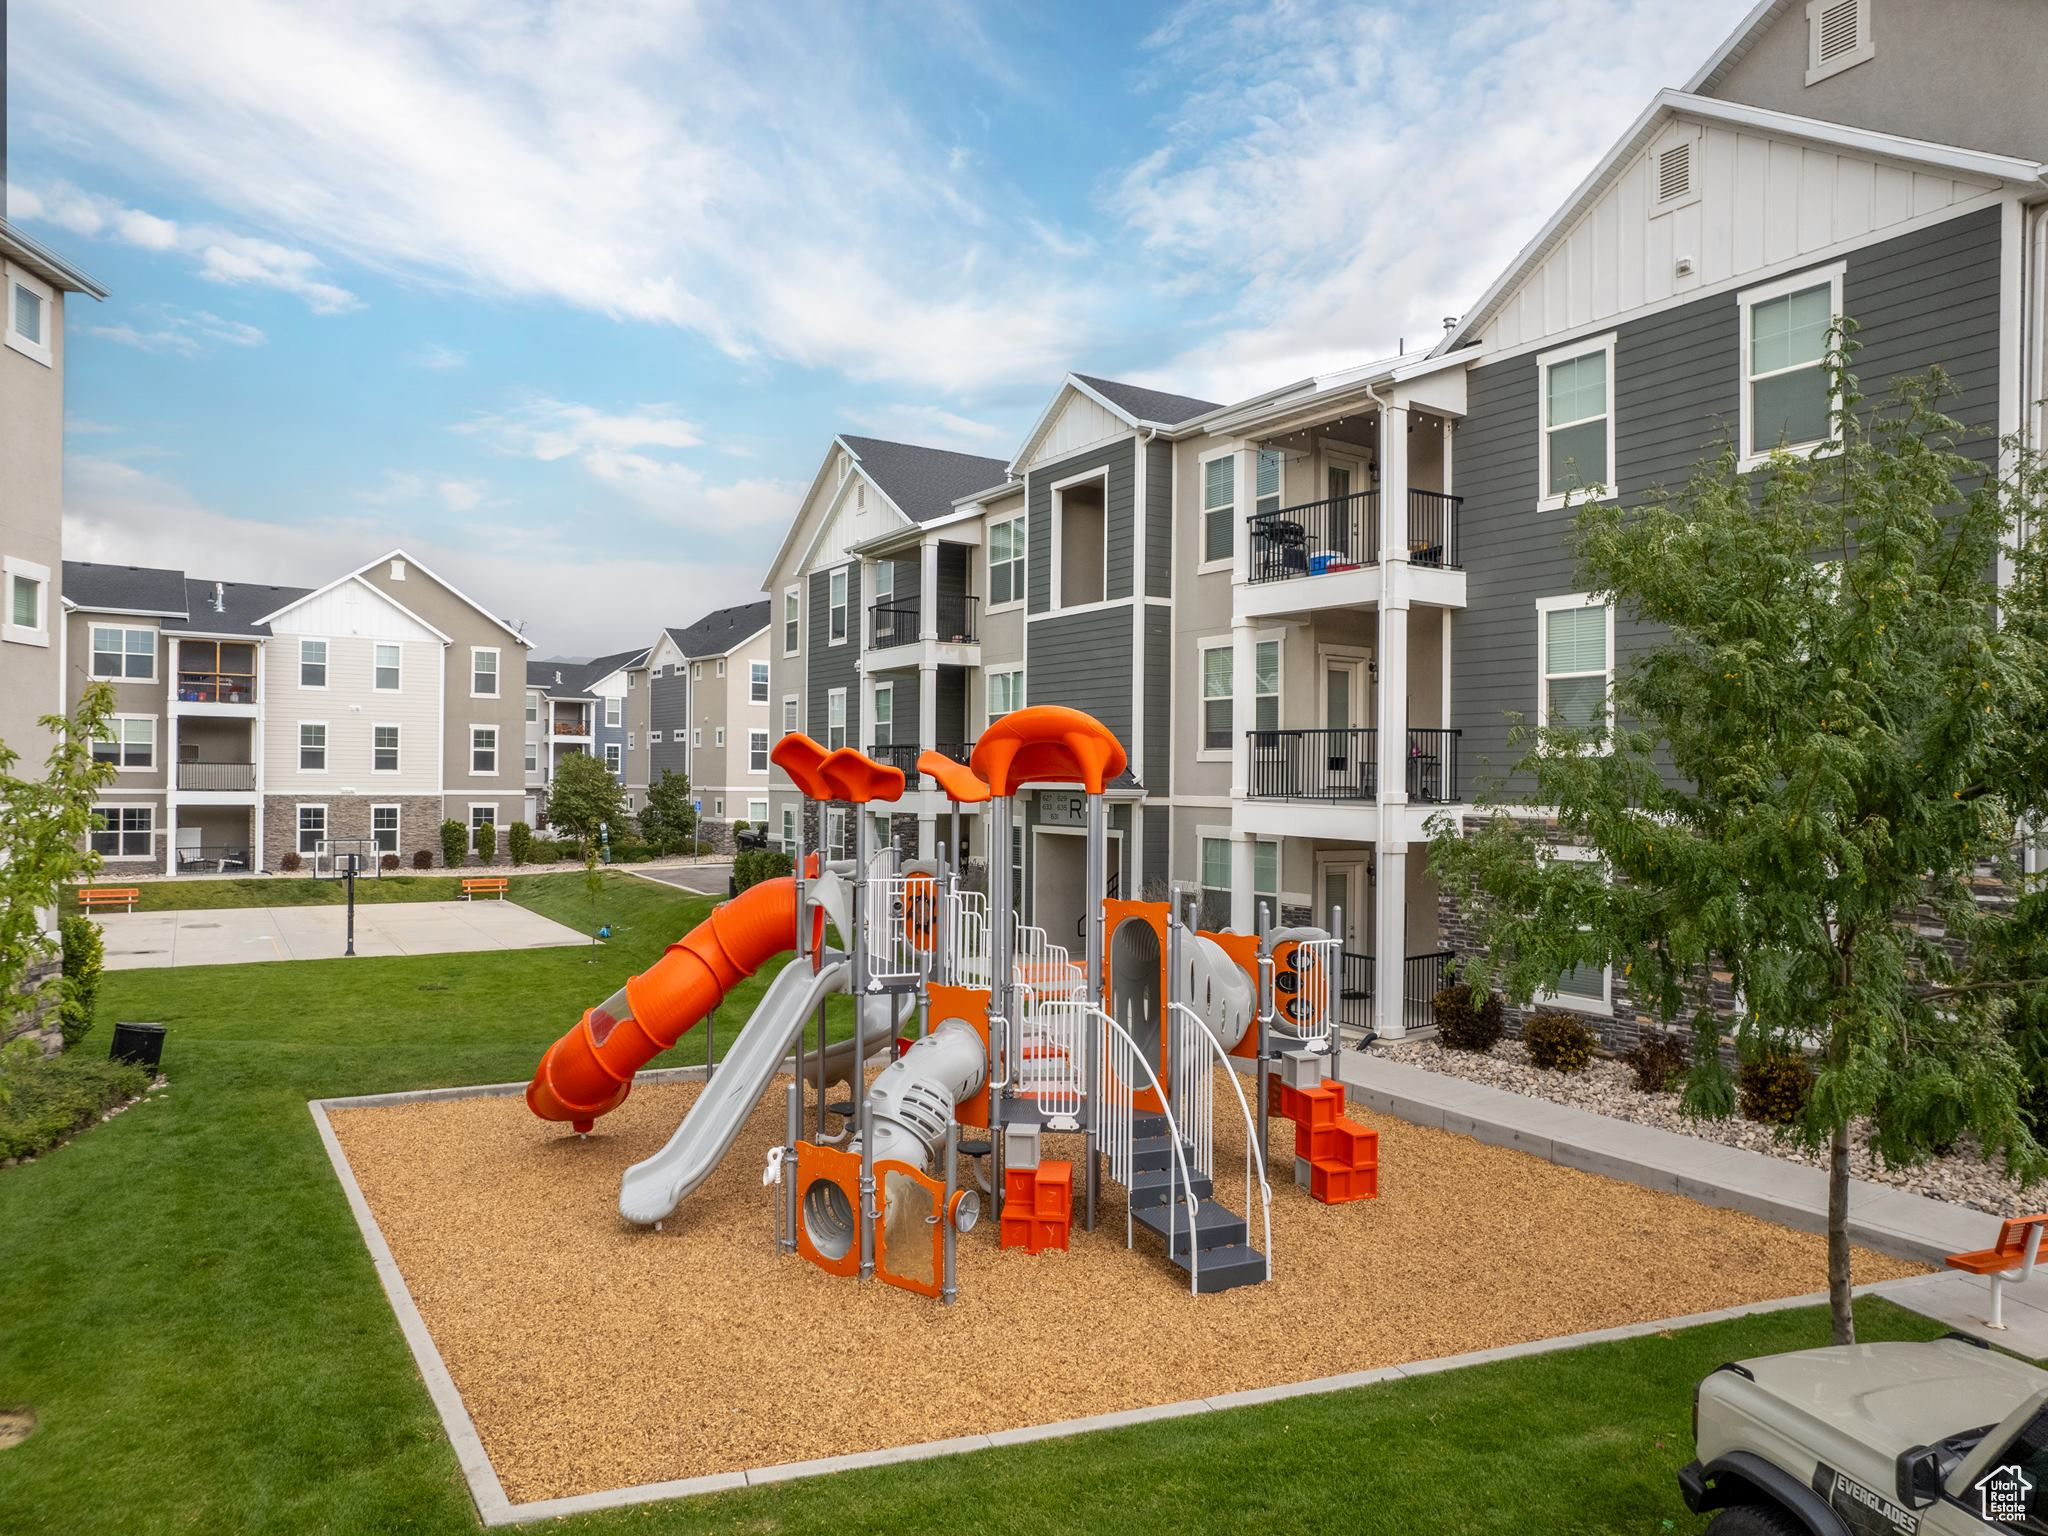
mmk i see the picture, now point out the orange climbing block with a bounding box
[999,1212,1071,1254]
[1033,1159,1073,1219]
[1000,1159,1074,1250]
[1309,1158,1379,1203]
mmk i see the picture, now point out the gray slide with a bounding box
[617,953,903,1226]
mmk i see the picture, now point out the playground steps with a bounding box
[1268,1078,1379,1204]
[1125,1113,1267,1294]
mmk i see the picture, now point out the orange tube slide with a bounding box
[526,875,799,1131]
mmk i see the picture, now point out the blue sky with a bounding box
[12,0,1749,654]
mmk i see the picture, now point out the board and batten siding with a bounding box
[1025,607,1134,744]
[807,565,861,743]
[1451,205,2006,793]
[1026,438,1136,614]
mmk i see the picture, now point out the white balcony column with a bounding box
[1229,830,1257,934]
[1378,403,1410,565]
[1376,591,1410,812]
[917,813,936,861]
[1230,617,1256,800]
[917,658,938,752]
[1373,844,1408,1038]
[919,538,940,642]
[859,668,877,757]
[1233,443,1260,585]
[163,800,179,877]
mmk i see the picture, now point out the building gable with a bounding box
[262,576,446,645]
[1014,383,1131,475]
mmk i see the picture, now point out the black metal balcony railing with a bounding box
[1407,490,1462,568]
[1246,727,1463,804]
[866,741,971,776]
[869,601,919,649]
[176,671,256,704]
[177,761,256,792]
[1247,491,1378,583]
[1331,949,1457,1035]
[1245,489,1465,584]
[174,843,253,874]
[935,592,979,644]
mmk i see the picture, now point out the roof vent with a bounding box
[1806,0,1872,83]
[211,581,226,614]
[554,669,562,685]
[1656,141,1692,205]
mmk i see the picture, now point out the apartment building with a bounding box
[64,550,533,872]
[523,646,650,820]
[643,601,771,828]
[755,0,2048,1044]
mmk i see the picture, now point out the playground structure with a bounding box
[525,704,1380,1298]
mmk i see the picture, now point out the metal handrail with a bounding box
[1246,490,1379,583]
[1169,1001,1273,1281]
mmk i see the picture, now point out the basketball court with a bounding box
[94,900,587,970]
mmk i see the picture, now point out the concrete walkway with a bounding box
[623,861,732,896]
[96,900,588,969]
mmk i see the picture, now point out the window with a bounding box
[371,805,400,855]
[747,798,769,823]
[2,556,47,647]
[298,804,327,855]
[692,727,702,748]
[716,659,725,678]
[605,742,622,773]
[1538,334,1615,507]
[749,730,769,772]
[1542,845,1613,1014]
[469,804,497,850]
[523,740,539,772]
[1253,639,1279,732]
[1201,645,1233,752]
[872,561,894,612]
[1538,596,1613,737]
[91,804,153,858]
[827,805,851,861]
[472,726,498,774]
[5,265,52,367]
[828,568,848,644]
[694,662,703,680]
[714,796,724,816]
[299,722,327,771]
[1805,0,1872,83]
[783,585,800,654]
[373,724,400,773]
[1055,474,1106,607]
[1255,449,1282,517]
[783,694,798,734]
[871,683,893,747]
[988,668,1024,721]
[781,806,796,851]
[1741,268,1841,467]
[989,515,1026,607]
[605,695,622,728]
[649,730,662,744]
[1200,837,1232,919]
[1201,454,1235,565]
[471,647,500,697]
[526,691,539,724]
[90,626,156,681]
[827,688,847,750]
[714,726,726,748]
[370,642,401,692]
[1254,840,1279,899]
[750,661,769,703]
[299,638,327,688]
[93,716,155,770]
[389,558,406,580]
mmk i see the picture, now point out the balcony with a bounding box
[175,670,257,705]
[869,601,919,650]
[1331,949,1456,1035]
[551,712,593,739]
[866,741,971,778]
[868,594,980,650]
[1246,728,1462,804]
[1245,490,1462,585]
[177,761,256,792]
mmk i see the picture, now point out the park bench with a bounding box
[78,887,139,913]
[461,876,509,901]
[1945,1212,2048,1330]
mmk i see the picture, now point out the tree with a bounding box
[439,819,468,869]
[1429,340,2048,1344]
[546,751,626,855]
[0,683,117,1043]
[638,769,697,855]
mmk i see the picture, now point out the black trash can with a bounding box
[109,1022,165,1071]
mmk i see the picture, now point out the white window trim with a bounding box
[4,264,54,368]
[604,695,622,728]
[1737,262,1845,472]
[1536,331,1618,512]
[298,720,330,773]
[1196,446,1239,576]
[525,690,540,724]
[827,566,850,647]
[470,645,501,699]
[372,722,401,774]
[99,713,157,772]
[986,666,1024,725]
[782,693,799,735]
[298,636,329,690]
[467,802,498,850]
[649,729,663,744]
[1050,467,1112,611]
[470,724,499,776]
[371,642,403,693]
[604,742,623,773]
[750,660,770,704]
[714,726,726,748]
[2,554,50,647]
[1535,593,1616,747]
[1538,843,1615,1016]
[871,680,894,748]
[523,739,539,772]
[986,513,1027,614]
[1805,0,1873,85]
[747,797,769,823]
[748,729,769,774]
[91,801,156,858]
[370,803,402,855]
[297,803,329,856]
[716,658,726,678]
[1196,637,1233,762]
[692,726,703,748]
[826,686,848,750]
[89,623,158,681]
[783,583,802,656]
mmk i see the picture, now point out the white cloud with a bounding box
[13,181,359,313]
[1112,0,1754,402]
[63,454,762,655]
[845,403,1012,454]
[86,306,267,356]
[403,342,467,370]
[436,478,486,512]
[12,2,1102,389]
[456,399,703,463]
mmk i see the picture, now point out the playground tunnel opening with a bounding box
[802,1178,857,1263]
[1108,916,1163,1075]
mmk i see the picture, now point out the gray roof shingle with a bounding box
[664,600,771,658]
[1072,374,1221,428]
[62,561,191,617]
[838,436,1011,525]
[164,578,309,637]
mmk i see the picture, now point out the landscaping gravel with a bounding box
[1381,1037,2033,1217]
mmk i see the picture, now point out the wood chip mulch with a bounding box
[329,1074,1924,1502]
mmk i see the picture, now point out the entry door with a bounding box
[1324,450,1370,557]
[1322,657,1367,791]
[1319,862,1367,951]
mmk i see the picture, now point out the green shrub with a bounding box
[508,821,534,866]
[439,820,468,870]
[1433,983,1504,1053]
[0,1045,152,1161]
[1738,1050,1812,1126]
[278,851,302,873]
[58,915,104,1049]
[608,837,652,863]
[474,819,498,865]
[1523,1013,1597,1072]
[1624,1030,1690,1092]
[733,847,794,892]
[411,848,434,870]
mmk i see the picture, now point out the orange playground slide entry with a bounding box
[526,876,799,1132]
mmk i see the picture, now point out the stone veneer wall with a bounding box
[261,795,451,870]
[4,955,64,1056]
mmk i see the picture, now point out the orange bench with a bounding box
[1945,1213,2047,1330]
[461,876,509,901]
[78,887,140,913]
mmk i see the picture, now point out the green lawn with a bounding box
[61,868,629,915]
[0,877,1954,1535]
